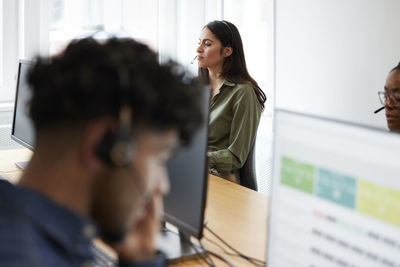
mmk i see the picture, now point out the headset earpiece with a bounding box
[95,130,135,168]
[95,106,136,168]
[94,59,135,168]
[221,20,234,47]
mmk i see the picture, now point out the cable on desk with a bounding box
[204,248,235,267]
[204,235,264,266]
[161,223,238,266]
[192,239,236,267]
[199,239,216,267]
[162,226,214,267]
[190,240,215,267]
[205,225,266,266]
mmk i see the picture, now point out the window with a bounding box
[164,0,223,75]
[0,0,3,93]
[49,0,159,56]
[223,0,271,114]
[224,0,273,195]
[0,0,3,91]
[0,0,18,104]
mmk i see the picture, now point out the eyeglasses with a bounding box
[378,91,400,105]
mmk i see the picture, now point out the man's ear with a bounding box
[79,118,115,172]
[223,46,233,58]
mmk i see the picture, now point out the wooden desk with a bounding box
[0,149,269,267]
[0,148,32,182]
[189,175,269,267]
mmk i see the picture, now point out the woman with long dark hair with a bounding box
[196,20,266,184]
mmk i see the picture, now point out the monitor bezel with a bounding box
[11,59,35,151]
[162,86,211,240]
[163,155,209,239]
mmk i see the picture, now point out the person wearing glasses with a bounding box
[196,20,266,184]
[378,62,400,132]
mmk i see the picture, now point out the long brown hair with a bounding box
[198,20,266,109]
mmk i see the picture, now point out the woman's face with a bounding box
[196,27,226,70]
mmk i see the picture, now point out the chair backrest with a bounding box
[239,144,257,191]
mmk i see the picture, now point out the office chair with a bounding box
[239,144,257,191]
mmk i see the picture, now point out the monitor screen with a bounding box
[268,109,400,266]
[163,86,210,240]
[11,60,35,151]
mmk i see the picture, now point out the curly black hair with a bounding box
[391,62,400,73]
[28,37,204,144]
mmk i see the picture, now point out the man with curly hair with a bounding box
[0,37,203,266]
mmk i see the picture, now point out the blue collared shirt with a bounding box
[0,180,165,267]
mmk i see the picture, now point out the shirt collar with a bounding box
[223,80,235,87]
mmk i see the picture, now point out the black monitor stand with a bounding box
[15,161,29,170]
[157,227,206,263]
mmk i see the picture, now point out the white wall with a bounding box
[1,0,18,103]
[158,0,222,75]
[275,0,400,129]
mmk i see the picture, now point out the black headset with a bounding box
[95,66,136,168]
[221,20,234,47]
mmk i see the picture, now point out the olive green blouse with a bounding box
[208,80,262,181]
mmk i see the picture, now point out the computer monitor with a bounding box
[267,109,400,266]
[11,60,35,169]
[158,86,211,262]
